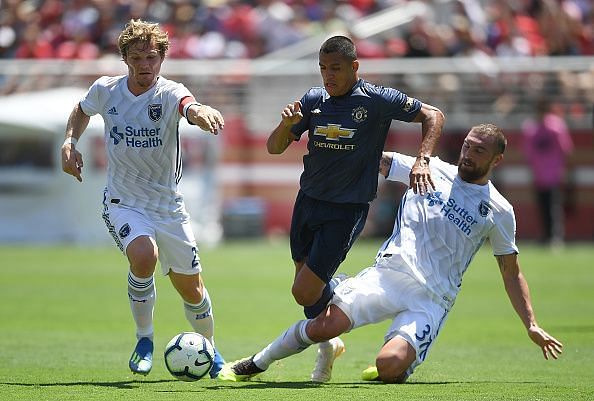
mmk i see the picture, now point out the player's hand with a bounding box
[281,101,303,128]
[379,152,393,177]
[409,157,434,195]
[194,105,225,135]
[61,143,84,182]
[527,325,563,360]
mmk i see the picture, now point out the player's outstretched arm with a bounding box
[267,101,302,154]
[496,254,563,360]
[409,103,445,195]
[61,103,89,183]
[187,104,225,135]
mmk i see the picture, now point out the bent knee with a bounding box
[376,354,412,384]
[291,284,321,306]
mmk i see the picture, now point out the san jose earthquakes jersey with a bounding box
[378,153,518,310]
[80,75,192,217]
[291,79,421,204]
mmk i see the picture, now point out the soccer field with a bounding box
[0,240,592,401]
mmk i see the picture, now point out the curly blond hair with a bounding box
[118,19,169,59]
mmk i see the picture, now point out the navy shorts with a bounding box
[290,190,369,284]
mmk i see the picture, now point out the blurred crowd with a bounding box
[0,0,592,60]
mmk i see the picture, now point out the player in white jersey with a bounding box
[219,124,563,383]
[61,19,226,378]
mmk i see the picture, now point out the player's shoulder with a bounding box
[156,75,183,89]
[431,156,457,176]
[299,86,328,108]
[359,79,383,92]
[487,181,515,213]
[155,76,191,98]
[304,86,327,98]
[358,79,400,96]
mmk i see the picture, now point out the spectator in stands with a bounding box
[2,0,592,61]
[522,97,574,246]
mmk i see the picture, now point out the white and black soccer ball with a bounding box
[164,332,214,381]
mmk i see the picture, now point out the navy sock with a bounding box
[303,283,335,319]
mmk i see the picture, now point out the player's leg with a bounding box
[160,219,225,378]
[126,235,159,375]
[254,304,350,369]
[291,261,326,310]
[536,188,553,243]
[289,190,322,310]
[219,304,351,382]
[102,198,158,375]
[355,265,450,384]
[300,201,368,382]
[290,194,368,318]
[374,337,416,383]
[549,186,564,246]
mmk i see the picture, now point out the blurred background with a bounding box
[0,0,592,247]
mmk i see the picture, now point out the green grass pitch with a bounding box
[1,240,593,401]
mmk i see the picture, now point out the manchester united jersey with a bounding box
[291,79,422,204]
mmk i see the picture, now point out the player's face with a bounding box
[125,41,163,95]
[457,130,502,184]
[319,52,359,97]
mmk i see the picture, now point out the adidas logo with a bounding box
[107,107,118,115]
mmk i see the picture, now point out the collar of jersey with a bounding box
[326,78,363,99]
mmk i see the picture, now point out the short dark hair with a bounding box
[319,36,357,61]
[470,123,507,154]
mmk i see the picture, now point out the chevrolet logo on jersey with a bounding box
[313,124,356,141]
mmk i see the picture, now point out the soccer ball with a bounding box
[164,332,214,381]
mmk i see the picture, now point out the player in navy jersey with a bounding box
[265,35,445,382]
[61,19,225,378]
[220,124,562,384]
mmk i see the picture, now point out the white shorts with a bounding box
[102,200,201,276]
[331,261,449,374]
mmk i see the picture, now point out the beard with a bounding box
[457,158,490,182]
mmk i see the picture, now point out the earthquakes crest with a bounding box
[478,200,491,217]
[148,104,162,122]
[119,223,131,239]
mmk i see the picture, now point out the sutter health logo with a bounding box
[110,126,163,148]
[425,192,479,236]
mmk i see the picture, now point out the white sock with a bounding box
[318,340,333,351]
[253,320,315,370]
[184,287,215,347]
[127,271,155,340]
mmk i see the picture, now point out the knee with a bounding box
[376,353,411,384]
[291,283,319,306]
[127,238,158,277]
[306,305,350,342]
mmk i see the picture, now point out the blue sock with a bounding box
[303,282,335,319]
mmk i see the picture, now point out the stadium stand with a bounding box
[0,0,592,243]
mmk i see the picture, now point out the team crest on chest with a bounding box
[478,200,491,217]
[351,106,368,123]
[148,104,162,122]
